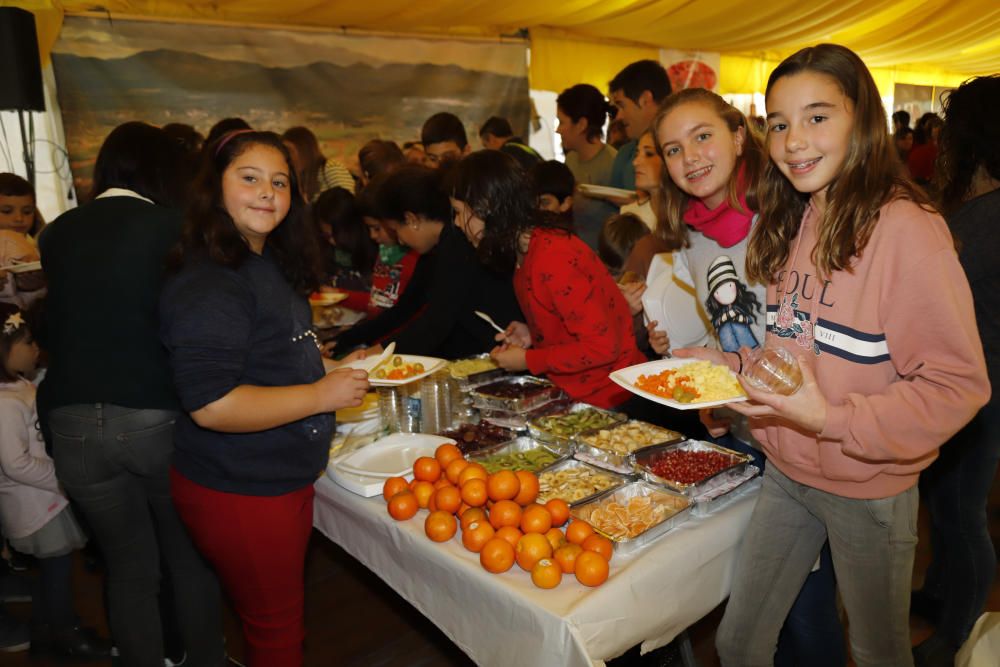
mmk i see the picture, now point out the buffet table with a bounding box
[313,472,759,667]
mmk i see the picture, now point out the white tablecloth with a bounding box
[313,474,758,667]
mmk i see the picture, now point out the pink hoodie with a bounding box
[750,198,990,499]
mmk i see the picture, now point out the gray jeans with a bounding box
[49,404,223,667]
[716,464,918,667]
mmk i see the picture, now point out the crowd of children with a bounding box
[0,43,994,667]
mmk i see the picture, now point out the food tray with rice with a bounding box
[470,376,563,413]
[570,481,692,556]
[536,458,632,506]
[527,403,627,449]
[574,420,685,474]
[448,354,506,391]
[610,358,748,409]
[437,422,516,455]
[467,436,568,474]
[632,440,754,497]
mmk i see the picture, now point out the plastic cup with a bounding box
[742,347,803,395]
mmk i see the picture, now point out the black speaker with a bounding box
[0,7,45,111]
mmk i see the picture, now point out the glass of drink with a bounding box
[742,347,803,395]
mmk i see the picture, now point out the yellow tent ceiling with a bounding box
[12,0,1000,94]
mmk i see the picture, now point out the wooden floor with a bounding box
[6,471,999,667]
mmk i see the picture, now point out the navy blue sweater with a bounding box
[160,250,333,495]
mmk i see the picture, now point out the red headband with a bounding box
[213,129,255,156]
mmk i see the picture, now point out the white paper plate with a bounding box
[609,358,747,410]
[339,342,396,374]
[309,291,349,307]
[2,261,42,274]
[367,354,447,387]
[578,184,635,199]
[334,432,455,478]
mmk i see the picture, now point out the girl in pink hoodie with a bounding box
[680,45,990,667]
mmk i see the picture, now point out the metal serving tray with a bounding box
[570,481,692,557]
[448,354,506,391]
[527,403,627,449]
[535,458,633,507]
[478,397,573,431]
[467,436,569,474]
[437,422,516,455]
[471,376,562,413]
[632,439,754,497]
[573,420,685,474]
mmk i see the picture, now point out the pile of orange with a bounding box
[383,443,612,588]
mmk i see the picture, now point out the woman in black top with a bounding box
[39,122,224,665]
[334,164,522,358]
[160,130,368,666]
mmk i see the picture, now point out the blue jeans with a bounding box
[48,404,224,667]
[717,465,917,667]
[711,434,845,667]
[919,398,1000,646]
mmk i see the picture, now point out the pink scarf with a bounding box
[682,178,753,248]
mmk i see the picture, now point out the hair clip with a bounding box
[214,129,255,157]
[3,312,24,335]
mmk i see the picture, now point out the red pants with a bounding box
[171,469,314,667]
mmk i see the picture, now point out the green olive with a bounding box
[392,356,403,367]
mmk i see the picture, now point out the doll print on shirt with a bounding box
[704,255,761,353]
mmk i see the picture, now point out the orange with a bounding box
[544,527,566,551]
[413,456,441,483]
[460,478,488,507]
[486,470,521,502]
[424,510,457,542]
[515,533,553,571]
[435,443,463,470]
[434,485,463,515]
[565,520,595,545]
[458,463,488,486]
[545,498,571,527]
[574,550,610,587]
[461,520,496,553]
[513,471,540,506]
[410,480,435,509]
[553,543,583,574]
[494,526,523,549]
[520,504,553,535]
[387,491,418,521]
[531,558,562,589]
[445,458,469,485]
[459,507,487,532]
[488,500,522,530]
[457,502,472,517]
[582,534,614,561]
[382,476,409,502]
[480,537,515,574]
[433,477,454,490]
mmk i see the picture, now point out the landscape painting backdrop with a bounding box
[52,17,530,193]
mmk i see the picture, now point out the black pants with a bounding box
[48,404,224,667]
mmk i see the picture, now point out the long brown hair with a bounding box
[652,88,766,251]
[747,44,932,283]
[281,127,327,201]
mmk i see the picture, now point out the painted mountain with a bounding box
[52,48,530,192]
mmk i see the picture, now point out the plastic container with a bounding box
[742,347,803,395]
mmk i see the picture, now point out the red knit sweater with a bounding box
[516,228,646,408]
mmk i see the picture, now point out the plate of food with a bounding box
[577,184,636,199]
[309,291,349,306]
[609,358,747,410]
[367,352,446,386]
[2,260,42,273]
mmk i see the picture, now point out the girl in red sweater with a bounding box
[683,45,989,667]
[448,150,645,409]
